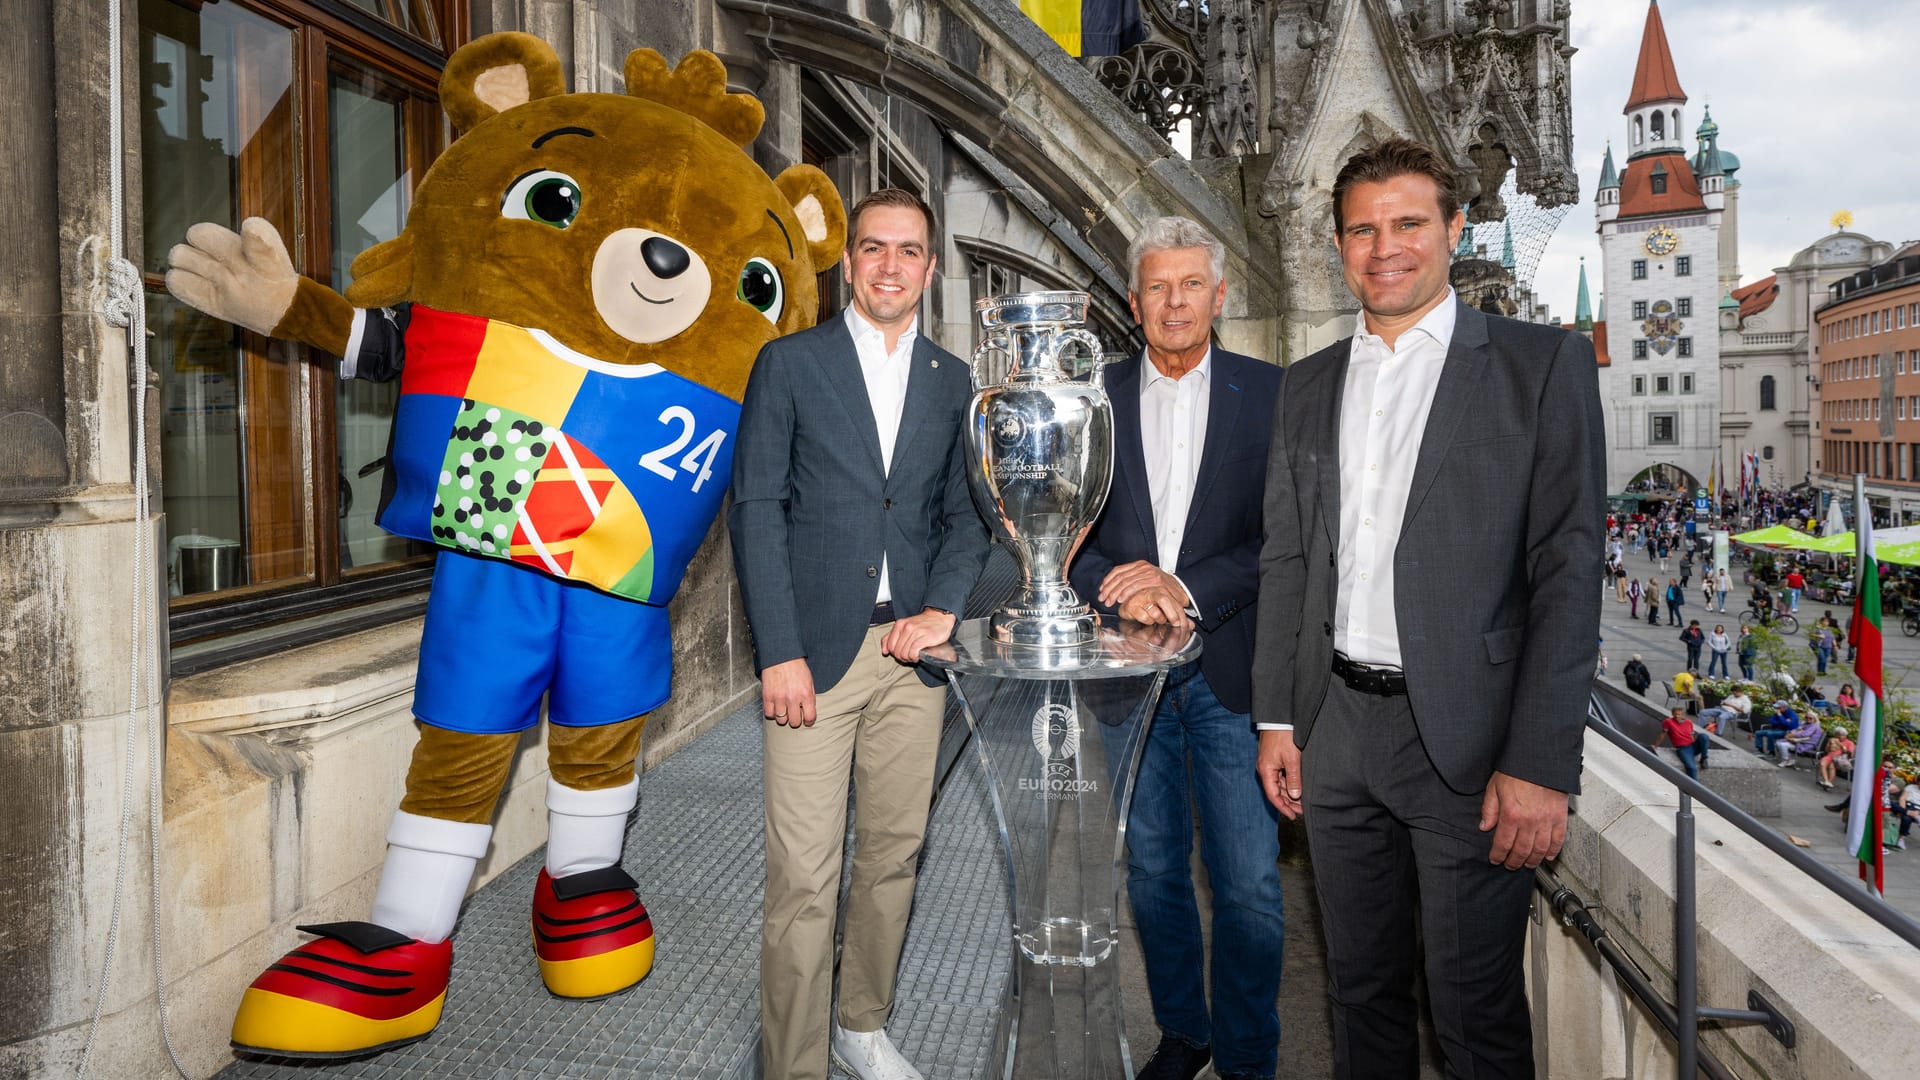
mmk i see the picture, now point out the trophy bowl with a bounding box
[966,292,1113,648]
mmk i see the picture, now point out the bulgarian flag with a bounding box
[1846,510,1888,893]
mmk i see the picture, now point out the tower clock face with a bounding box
[1644,225,1681,257]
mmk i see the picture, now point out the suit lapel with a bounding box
[890,336,943,468]
[1183,350,1242,540]
[1105,356,1160,563]
[820,318,886,475]
[1315,343,1351,548]
[1399,301,1490,533]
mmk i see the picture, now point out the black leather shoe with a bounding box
[1136,1036,1211,1080]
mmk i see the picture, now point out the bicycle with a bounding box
[1739,606,1799,635]
[1903,612,1920,638]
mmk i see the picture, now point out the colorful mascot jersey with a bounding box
[364,305,737,606]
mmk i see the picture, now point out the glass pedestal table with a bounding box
[921,617,1200,1080]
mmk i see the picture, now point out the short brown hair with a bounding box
[847,187,936,248]
[1330,137,1464,234]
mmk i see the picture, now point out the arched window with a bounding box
[1672,109,1682,138]
[1632,116,1643,145]
[1651,111,1664,140]
[1760,375,1777,411]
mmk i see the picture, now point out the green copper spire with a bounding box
[1597,142,1620,191]
[1501,220,1515,270]
[1574,258,1594,332]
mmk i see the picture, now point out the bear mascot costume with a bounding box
[165,32,845,1058]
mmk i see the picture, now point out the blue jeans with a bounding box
[1707,650,1729,677]
[1716,589,1729,611]
[1787,588,1801,611]
[1739,656,1755,681]
[1123,665,1284,1075]
[1815,644,1832,674]
[1674,741,1700,778]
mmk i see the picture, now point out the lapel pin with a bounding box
[931,360,939,368]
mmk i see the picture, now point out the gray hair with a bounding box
[1126,216,1226,294]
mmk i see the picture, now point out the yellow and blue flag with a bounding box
[1020,0,1145,57]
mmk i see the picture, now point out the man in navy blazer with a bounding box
[1068,217,1284,1080]
[729,189,989,1080]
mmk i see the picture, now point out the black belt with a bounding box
[1332,651,1408,696]
[869,601,896,626]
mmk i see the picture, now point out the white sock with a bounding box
[369,811,493,943]
[545,776,639,878]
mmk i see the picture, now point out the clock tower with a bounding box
[1594,0,1724,496]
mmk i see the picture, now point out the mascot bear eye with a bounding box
[501,170,582,228]
[737,258,785,323]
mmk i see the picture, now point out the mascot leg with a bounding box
[531,715,656,998]
[229,726,518,1058]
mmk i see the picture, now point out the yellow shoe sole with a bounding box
[229,986,445,1059]
[534,932,655,999]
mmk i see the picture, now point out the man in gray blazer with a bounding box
[1252,139,1603,1078]
[729,189,989,1080]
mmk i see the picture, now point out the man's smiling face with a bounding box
[1129,245,1224,369]
[841,204,934,334]
[1335,172,1464,333]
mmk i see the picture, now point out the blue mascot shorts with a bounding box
[412,552,672,734]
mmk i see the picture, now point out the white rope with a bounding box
[77,0,192,1075]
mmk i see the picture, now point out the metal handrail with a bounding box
[1569,681,1920,1077]
[1587,681,1920,950]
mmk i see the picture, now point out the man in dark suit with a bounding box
[729,189,989,1080]
[1068,217,1285,1080]
[1253,138,1603,1078]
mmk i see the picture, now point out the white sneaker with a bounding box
[830,1023,925,1080]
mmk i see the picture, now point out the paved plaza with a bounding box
[1596,562,1920,916]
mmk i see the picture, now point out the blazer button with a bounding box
[1323,621,1333,636]
[1328,552,1335,567]
[868,566,878,578]
[884,498,892,509]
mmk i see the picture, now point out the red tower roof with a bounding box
[1624,1,1687,112]
[1619,152,1706,218]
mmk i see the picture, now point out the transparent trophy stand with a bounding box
[922,617,1199,1080]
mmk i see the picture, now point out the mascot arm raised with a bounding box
[164,216,357,359]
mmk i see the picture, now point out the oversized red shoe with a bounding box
[229,922,451,1059]
[532,866,655,998]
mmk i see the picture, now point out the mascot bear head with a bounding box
[345,32,843,401]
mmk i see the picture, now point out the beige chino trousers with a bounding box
[759,622,946,1080]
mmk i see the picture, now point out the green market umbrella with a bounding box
[1732,525,1816,547]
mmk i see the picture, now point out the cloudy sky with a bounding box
[1529,0,1920,321]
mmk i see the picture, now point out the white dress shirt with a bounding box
[1138,349,1211,597]
[1334,291,1457,667]
[846,305,918,603]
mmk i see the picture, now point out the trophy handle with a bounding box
[970,331,1010,391]
[1044,329,1106,380]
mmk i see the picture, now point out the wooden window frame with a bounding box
[144,0,466,667]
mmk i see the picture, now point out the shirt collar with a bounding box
[1353,288,1459,352]
[1140,346,1212,389]
[844,305,918,354]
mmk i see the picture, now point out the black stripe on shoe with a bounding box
[285,948,410,979]
[535,897,643,927]
[265,963,412,997]
[532,912,653,945]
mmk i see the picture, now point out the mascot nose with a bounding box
[642,236,692,279]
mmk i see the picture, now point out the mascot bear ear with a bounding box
[775,164,847,271]
[440,32,568,135]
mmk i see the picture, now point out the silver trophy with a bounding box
[966,291,1114,647]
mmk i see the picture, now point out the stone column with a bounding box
[0,1,173,1075]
